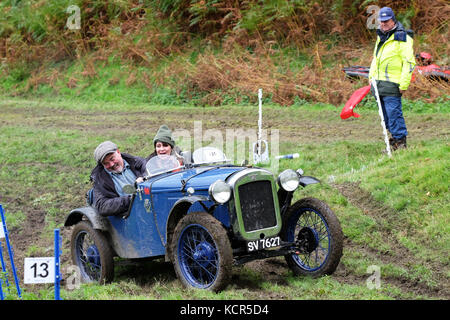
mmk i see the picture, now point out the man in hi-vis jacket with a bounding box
[369,7,415,150]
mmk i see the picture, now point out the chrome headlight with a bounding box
[278,169,299,191]
[209,180,231,204]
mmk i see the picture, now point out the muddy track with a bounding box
[332,182,449,299]
[0,196,45,283]
[1,104,449,144]
[235,252,446,299]
[0,193,76,285]
[337,238,444,299]
[1,101,449,299]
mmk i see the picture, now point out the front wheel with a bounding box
[171,212,233,292]
[70,221,114,284]
[281,197,343,277]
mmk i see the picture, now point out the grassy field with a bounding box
[0,96,448,300]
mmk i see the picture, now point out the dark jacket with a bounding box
[91,153,146,217]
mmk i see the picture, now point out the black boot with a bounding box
[392,137,407,150]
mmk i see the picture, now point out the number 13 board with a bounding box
[24,257,55,284]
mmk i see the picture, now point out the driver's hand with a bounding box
[135,177,144,184]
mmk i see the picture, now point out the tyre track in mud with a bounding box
[1,101,448,299]
[234,251,446,299]
[1,104,448,144]
[335,238,444,299]
[332,182,449,299]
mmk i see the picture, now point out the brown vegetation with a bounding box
[0,0,448,105]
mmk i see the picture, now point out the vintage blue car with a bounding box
[65,147,343,291]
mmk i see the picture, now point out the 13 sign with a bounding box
[24,257,55,284]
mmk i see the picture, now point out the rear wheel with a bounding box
[281,198,343,277]
[171,212,232,292]
[70,221,114,284]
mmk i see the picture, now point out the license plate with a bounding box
[247,236,281,252]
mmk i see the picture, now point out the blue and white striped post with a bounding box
[54,228,62,300]
[275,153,299,160]
[0,204,21,299]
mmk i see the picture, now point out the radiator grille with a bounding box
[238,180,277,232]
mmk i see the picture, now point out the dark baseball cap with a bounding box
[378,7,395,22]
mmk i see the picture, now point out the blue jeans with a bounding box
[379,96,408,139]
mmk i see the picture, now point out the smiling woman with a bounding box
[155,141,172,156]
[146,124,183,163]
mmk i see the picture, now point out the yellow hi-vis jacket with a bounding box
[369,26,416,91]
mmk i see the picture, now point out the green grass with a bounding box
[0,0,448,301]
[280,138,449,264]
[0,96,448,300]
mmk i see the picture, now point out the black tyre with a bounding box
[281,197,343,277]
[71,221,114,284]
[171,212,233,292]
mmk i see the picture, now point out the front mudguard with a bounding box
[278,176,321,216]
[299,175,320,187]
[164,195,210,261]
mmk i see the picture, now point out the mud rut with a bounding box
[1,104,448,299]
[229,182,449,300]
[333,182,449,299]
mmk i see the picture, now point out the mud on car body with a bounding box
[65,147,343,291]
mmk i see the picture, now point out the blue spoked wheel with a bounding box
[71,221,114,284]
[281,198,343,277]
[172,212,232,291]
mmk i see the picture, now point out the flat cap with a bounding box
[94,141,118,164]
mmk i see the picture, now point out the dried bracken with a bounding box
[0,0,448,104]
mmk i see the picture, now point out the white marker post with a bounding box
[371,78,392,157]
[253,88,269,164]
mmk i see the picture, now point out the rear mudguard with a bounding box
[64,206,110,231]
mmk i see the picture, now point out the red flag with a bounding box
[340,85,371,119]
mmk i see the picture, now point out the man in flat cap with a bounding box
[91,141,146,216]
[369,7,415,150]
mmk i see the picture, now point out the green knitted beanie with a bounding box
[153,125,175,148]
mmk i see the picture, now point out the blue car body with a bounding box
[65,148,343,289]
[106,166,240,259]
